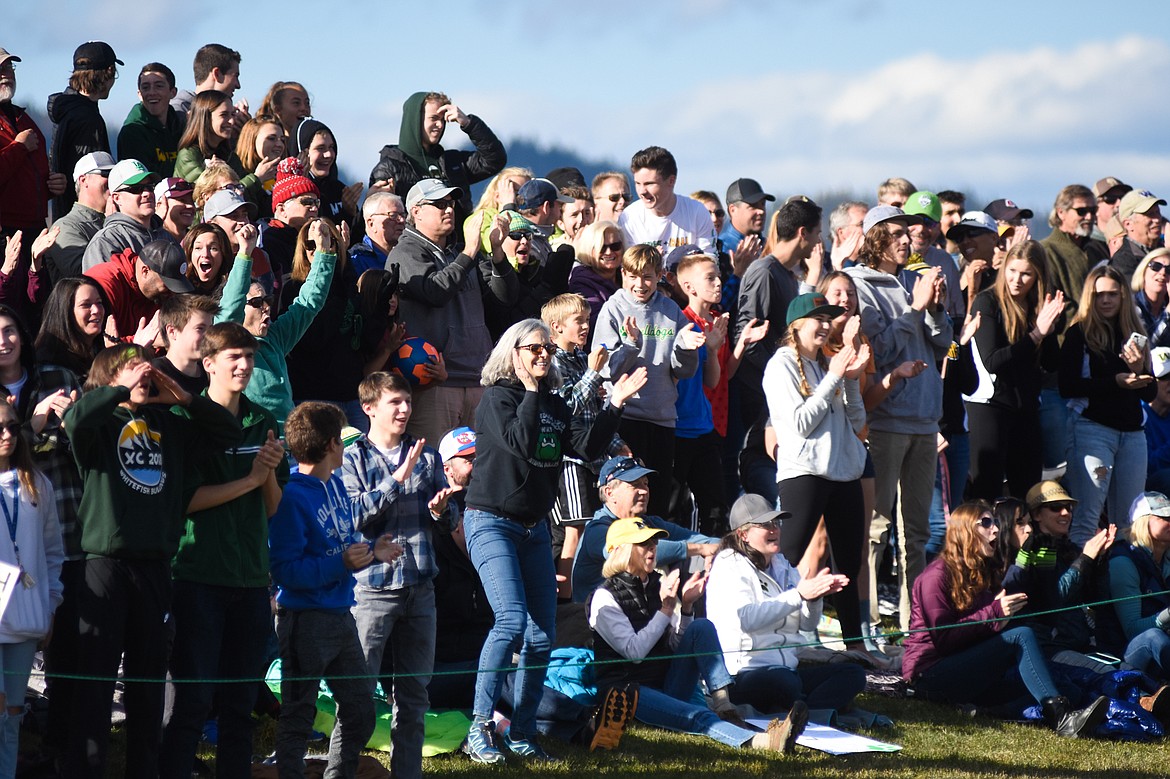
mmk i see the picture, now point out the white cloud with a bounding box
[453,35,1170,206]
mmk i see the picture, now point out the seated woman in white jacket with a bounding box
[707,494,866,715]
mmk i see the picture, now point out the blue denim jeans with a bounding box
[352,581,435,779]
[1039,386,1070,470]
[632,620,755,749]
[464,509,558,738]
[911,626,1060,705]
[730,662,867,713]
[927,433,970,557]
[1066,415,1147,546]
[161,582,271,779]
[1123,627,1170,679]
[0,639,37,778]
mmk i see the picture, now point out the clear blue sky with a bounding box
[9,0,1170,212]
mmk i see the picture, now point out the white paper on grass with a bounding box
[0,561,21,622]
[747,717,901,755]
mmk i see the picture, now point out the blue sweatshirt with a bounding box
[269,471,361,612]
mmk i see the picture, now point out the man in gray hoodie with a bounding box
[81,159,160,270]
[845,205,952,636]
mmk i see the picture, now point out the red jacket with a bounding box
[0,104,50,228]
[84,248,158,339]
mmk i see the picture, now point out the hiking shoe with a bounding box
[587,683,639,751]
[500,731,554,761]
[464,719,506,765]
[770,701,809,754]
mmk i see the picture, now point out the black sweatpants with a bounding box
[966,402,1042,501]
[619,418,676,519]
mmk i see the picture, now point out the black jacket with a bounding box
[464,381,620,526]
[368,113,506,226]
[47,88,110,218]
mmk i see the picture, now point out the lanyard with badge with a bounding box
[0,476,33,589]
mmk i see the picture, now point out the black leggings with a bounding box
[777,475,864,644]
[967,402,1042,501]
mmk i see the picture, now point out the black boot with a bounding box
[1041,695,1109,738]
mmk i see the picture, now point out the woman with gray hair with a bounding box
[461,319,647,764]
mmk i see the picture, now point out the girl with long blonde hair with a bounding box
[1059,264,1154,544]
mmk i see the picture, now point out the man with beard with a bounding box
[1042,185,1106,310]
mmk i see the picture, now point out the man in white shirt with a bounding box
[619,146,715,256]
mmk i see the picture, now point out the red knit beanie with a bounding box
[272,157,320,212]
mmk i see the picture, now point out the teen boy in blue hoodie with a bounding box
[269,402,401,778]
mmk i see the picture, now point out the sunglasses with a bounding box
[508,231,533,242]
[246,294,275,309]
[424,199,455,211]
[297,196,320,208]
[601,241,624,253]
[1070,206,1098,217]
[710,208,726,219]
[977,515,996,529]
[121,183,152,195]
[750,519,780,530]
[0,422,20,437]
[1043,502,1074,512]
[515,343,556,356]
[1149,261,1168,273]
[603,193,630,203]
[1100,195,1120,205]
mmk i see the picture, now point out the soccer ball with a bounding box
[390,337,440,387]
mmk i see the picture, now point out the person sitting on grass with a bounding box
[589,516,808,755]
[706,494,867,718]
[902,500,1110,737]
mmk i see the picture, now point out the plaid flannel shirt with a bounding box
[28,363,86,561]
[552,346,626,470]
[341,434,458,590]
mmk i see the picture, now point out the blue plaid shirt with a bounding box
[552,346,626,469]
[341,434,458,590]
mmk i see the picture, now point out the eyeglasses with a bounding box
[1069,206,1098,217]
[603,193,630,203]
[424,199,455,211]
[0,422,19,437]
[245,294,275,309]
[601,241,623,253]
[1149,261,1168,273]
[508,231,533,242]
[297,196,320,209]
[515,343,556,356]
[977,515,996,529]
[373,211,405,221]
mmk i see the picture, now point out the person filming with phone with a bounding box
[1059,265,1155,546]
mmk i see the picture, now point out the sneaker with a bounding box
[500,731,554,761]
[587,683,638,751]
[464,719,506,765]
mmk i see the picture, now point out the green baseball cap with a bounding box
[786,293,844,326]
[903,191,942,223]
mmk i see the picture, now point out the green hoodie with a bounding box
[172,394,289,587]
[116,102,185,178]
[397,91,443,179]
[63,386,243,560]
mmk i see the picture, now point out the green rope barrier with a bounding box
[19,587,1169,685]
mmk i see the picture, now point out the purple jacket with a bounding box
[568,263,619,348]
[901,557,1006,681]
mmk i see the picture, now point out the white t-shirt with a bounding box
[619,196,716,256]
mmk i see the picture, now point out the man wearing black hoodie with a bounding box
[48,41,121,219]
[369,91,506,228]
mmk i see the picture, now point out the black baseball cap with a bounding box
[726,178,775,206]
[73,41,122,70]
